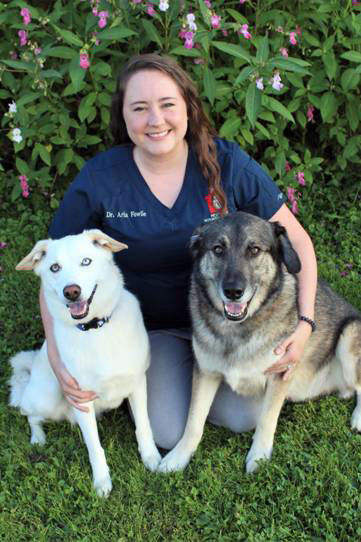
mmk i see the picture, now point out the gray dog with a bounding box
[159,211,361,473]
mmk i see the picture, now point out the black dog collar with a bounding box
[76,316,110,331]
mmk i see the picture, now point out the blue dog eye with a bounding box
[50,263,60,273]
[81,258,92,266]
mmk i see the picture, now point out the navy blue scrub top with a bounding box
[49,138,285,329]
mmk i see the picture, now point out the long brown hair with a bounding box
[110,53,227,214]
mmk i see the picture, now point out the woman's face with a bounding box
[122,69,188,160]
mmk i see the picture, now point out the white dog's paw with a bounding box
[245,445,272,474]
[30,428,46,445]
[94,475,112,497]
[158,446,193,473]
[141,448,162,472]
[351,407,361,432]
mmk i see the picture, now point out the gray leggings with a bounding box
[146,329,263,450]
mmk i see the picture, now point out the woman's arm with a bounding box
[265,203,317,380]
[40,286,97,411]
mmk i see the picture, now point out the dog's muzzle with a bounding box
[66,284,97,320]
[222,288,256,322]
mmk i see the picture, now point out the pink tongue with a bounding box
[68,300,88,316]
[225,302,247,314]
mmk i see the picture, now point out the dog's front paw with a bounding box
[158,445,193,473]
[141,447,162,472]
[245,444,272,474]
[94,474,112,497]
[351,406,361,432]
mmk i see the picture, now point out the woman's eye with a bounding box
[50,263,60,273]
[81,258,92,266]
[163,102,174,108]
[249,246,260,256]
[213,245,224,255]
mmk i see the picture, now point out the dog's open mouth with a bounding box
[223,301,248,322]
[66,284,97,320]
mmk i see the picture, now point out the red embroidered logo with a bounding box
[204,192,221,215]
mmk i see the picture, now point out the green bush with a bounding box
[1,0,360,215]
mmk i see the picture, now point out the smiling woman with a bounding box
[39,53,317,452]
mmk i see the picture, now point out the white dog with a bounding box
[9,230,161,496]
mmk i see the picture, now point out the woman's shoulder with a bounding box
[84,144,133,172]
[214,137,251,167]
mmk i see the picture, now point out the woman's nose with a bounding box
[147,107,163,126]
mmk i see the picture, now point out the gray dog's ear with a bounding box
[272,222,301,274]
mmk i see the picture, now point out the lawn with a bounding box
[0,186,360,541]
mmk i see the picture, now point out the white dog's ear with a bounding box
[86,229,128,253]
[16,240,49,271]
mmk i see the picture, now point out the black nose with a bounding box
[223,285,244,301]
[63,284,81,301]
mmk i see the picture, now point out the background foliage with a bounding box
[1,0,361,540]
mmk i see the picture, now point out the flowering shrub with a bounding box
[1,0,360,214]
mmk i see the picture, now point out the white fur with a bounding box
[9,230,161,496]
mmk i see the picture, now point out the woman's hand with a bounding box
[264,321,313,381]
[51,359,97,412]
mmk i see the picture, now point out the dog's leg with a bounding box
[336,320,361,432]
[246,376,288,473]
[28,415,46,445]
[128,374,161,471]
[158,368,222,472]
[72,403,112,497]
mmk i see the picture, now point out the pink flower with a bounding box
[270,71,283,91]
[19,175,30,198]
[97,10,108,28]
[240,24,252,39]
[211,14,221,29]
[307,105,315,122]
[296,172,305,186]
[0,242,7,249]
[92,7,98,15]
[239,0,246,3]
[34,47,42,55]
[184,31,194,49]
[296,25,302,36]
[179,26,187,39]
[132,0,142,3]
[256,78,264,90]
[287,187,296,202]
[186,13,197,31]
[204,0,212,6]
[280,47,288,58]
[18,30,28,46]
[222,29,228,37]
[291,200,298,214]
[9,51,18,59]
[147,3,156,15]
[20,8,31,25]
[80,53,90,70]
[285,161,292,172]
[289,32,297,45]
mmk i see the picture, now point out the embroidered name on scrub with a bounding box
[106,210,147,218]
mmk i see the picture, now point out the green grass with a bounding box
[0,192,360,542]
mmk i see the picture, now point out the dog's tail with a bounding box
[8,350,36,408]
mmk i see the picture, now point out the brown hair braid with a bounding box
[110,53,227,215]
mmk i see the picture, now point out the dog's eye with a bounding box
[81,258,92,266]
[50,263,60,273]
[213,245,224,255]
[249,246,261,256]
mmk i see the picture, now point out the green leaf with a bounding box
[219,116,241,139]
[52,25,83,47]
[211,41,252,63]
[1,59,33,71]
[323,51,338,80]
[320,92,337,123]
[45,46,76,59]
[256,36,269,64]
[262,95,295,124]
[203,68,216,105]
[268,57,311,75]
[340,51,361,63]
[35,143,51,166]
[17,92,42,107]
[15,157,30,175]
[78,92,97,122]
[69,56,86,93]
[142,19,162,47]
[302,31,320,47]
[255,121,271,139]
[96,26,136,41]
[170,46,201,57]
[235,66,257,85]
[198,0,210,25]
[245,83,262,127]
[341,69,360,92]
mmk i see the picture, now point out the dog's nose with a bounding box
[63,284,81,301]
[223,286,244,300]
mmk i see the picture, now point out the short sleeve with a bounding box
[231,145,286,220]
[49,164,102,239]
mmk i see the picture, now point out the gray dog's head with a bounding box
[190,212,301,322]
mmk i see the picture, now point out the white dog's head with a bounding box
[16,230,127,323]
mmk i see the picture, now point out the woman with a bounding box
[41,54,317,449]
